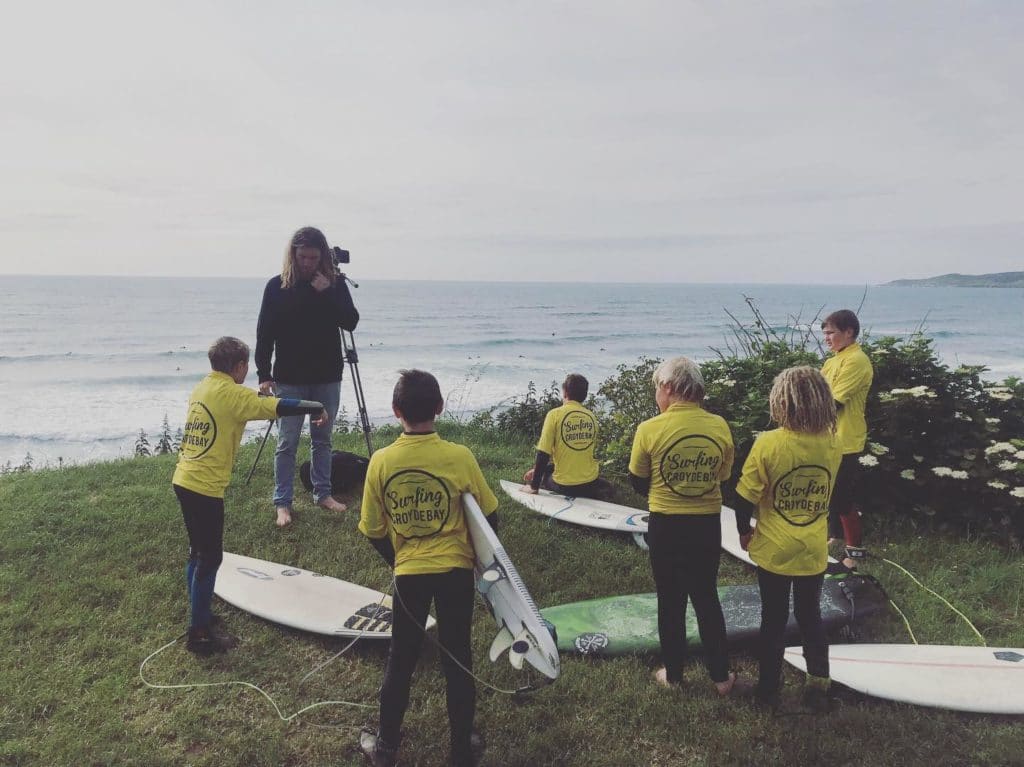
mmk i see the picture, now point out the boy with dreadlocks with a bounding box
[733,366,842,711]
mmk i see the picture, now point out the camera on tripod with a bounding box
[331,246,350,273]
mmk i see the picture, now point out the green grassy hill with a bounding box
[2,425,1022,766]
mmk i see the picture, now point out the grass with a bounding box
[1,422,1022,766]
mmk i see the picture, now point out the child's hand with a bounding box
[311,409,329,427]
[311,272,331,292]
[739,532,753,551]
[259,381,276,396]
[521,485,538,494]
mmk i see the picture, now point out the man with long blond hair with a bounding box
[255,226,359,527]
[733,365,841,712]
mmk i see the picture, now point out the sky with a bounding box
[1,1,1022,283]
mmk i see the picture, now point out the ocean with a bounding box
[1,275,1021,468]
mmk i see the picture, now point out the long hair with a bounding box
[769,366,837,435]
[280,226,337,289]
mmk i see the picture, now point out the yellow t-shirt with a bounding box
[537,400,600,485]
[821,342,873,454]
[737,428,842,576]
[628,402,734,515]
[358,432,499,576]
[172,372,280,498]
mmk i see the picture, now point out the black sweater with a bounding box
[255,275,359,385]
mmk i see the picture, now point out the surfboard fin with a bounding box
[509,630,532,670]
[488,627,515,662]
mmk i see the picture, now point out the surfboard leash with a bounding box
[876,556,986,646]
[138,632,375,729]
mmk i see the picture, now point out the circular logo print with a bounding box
[560,410,597,451]
[574,633,610,656]
[382,469,452,538]
[179,401,217,460]
[658,434,724,497]
[281,569,300,577]
[771,464,833,526]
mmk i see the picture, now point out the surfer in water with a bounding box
[171,336,327,655]
[733,366,842,711]
[820,309,873,570]
[522,373,612,500]
[628,357,741,695]
[358,369,497,767]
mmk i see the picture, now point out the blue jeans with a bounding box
[273,380,341,506]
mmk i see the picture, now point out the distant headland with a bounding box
[884,271,1024,288]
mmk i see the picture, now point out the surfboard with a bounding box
[720,506,838,567]
[499,479,650,548]
[463,492,560,680]
[540,575,884,657]
[214,551,434,638]
[784,643,1024,714]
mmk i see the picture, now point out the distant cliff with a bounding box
[884,271,1024,288]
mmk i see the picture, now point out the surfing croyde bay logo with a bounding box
[383,469,452,538]
[772,465,832,526]
[180,401,217,459]
[659,434,723,497]
[560,411,596,451]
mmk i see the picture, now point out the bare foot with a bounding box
[275,507,292,527]
[715,672,739,696]
[523,468,535,483]
[318,496,347,512]
[652,668,677,688]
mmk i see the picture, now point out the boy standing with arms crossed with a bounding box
[172,337,326,655]
[358,369,497,767]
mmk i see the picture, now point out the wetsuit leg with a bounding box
[175,484,224,630]
[648,513,688,683]
[682,515,730,683]
[433,568,476,767]
[756,568,793,698]
[829,454,863,545]
[792,573,829,680]
[379,574,432,749]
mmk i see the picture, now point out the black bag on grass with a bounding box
[299,450,370,495]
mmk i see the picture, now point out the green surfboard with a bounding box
[540,575,883,657]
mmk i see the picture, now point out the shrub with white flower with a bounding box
[985,417,1001,425]
[1011,487,1024,499]
[932,466,953,477]
[988,480,1008,489]
[859,454,879,467]
[985,387,1014,402]
[949,470,969,480]
[900,469,916,480]
[882,385,938,400]
[720,379,736,387]
[985,442,1017,456]
[998,461,1019,471]
[868,442,889,456]
[1016,450,1024,460]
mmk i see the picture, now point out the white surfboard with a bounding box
[499,479,650,548]
[464,493,560,680]
[720,506,838,567]
[784,644,1024,714]
[215,551,435,638]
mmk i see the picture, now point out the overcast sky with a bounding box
[2,1,1021,283]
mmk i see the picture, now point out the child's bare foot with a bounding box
[275,506,293,527]
[652,668,678,688]
[318,496,347,512]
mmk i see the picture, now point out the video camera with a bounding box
[331,246,350,272]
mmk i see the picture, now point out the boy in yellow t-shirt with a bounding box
[358,370,498,767]
[522,373,609,499]
[172,337,327,655]
[734,366,842,711]
[820,309,874,569]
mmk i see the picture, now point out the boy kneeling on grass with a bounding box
[358,369,498,767]
[171,336,327,656]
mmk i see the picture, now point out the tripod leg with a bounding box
[245,420,275,485]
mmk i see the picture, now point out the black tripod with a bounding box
[245,259,373,485]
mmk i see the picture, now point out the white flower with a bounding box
[985,418,1001,425]
[988,480,1008,490]
[932,466,953,477]
[987,391,1013,401]
[1011,487,1024,499]
[720,379,736,387]
[887,385,937,399]
[900,469,916,480]
[954,411,971,421]
[985,442,1017,456]
[998,461,1019,471]
[913,455,924,463]
[950,470,969,480]
[873,349,889,355]
[868,442,889,456]
[858,455,879,467]
[1016,451,1024,460]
